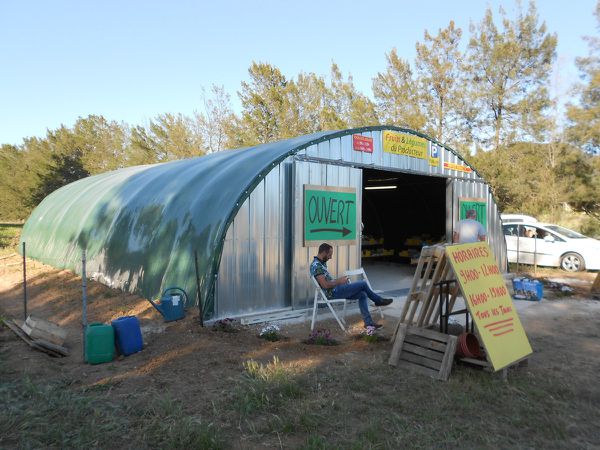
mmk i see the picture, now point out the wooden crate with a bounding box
[388,324,457,381]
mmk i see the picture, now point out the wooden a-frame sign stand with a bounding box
[389,244,531,380]
[389,245,464,381]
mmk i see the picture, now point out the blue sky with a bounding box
[1,0,597,146]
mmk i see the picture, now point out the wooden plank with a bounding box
[407,326,451,343]
[419,257,436,290]
[405,294,422,325]
[424,260,452,325]
[388,323,408,366]
[3,319,63,357]
[416,246,449,326]
[404,335,448,352]
[409,252,428,293]
[3,319,33,344]
[400,351,442,370]
[22,315,67,346]
[402,342,445,362]
[457,357,492,369]
[396,359,440,379]
[32,339,70,356]
[438,335,458,381]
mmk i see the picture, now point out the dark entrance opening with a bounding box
[361,168,447,293]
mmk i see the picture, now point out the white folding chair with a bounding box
[310,276,348,332]
[344,268,385,319]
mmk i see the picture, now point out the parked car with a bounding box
[500,213,538,223]
[503,222,600,272]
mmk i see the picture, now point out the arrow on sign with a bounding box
[310,227,352,237]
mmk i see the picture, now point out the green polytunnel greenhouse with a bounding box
[21,126,507,320]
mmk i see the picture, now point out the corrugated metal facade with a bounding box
[216,128,506,318]
[216,161,291,317]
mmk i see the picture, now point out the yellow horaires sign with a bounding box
[445,243,532,371]
[382,131,427,159]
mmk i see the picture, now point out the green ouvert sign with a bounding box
[304,185,357,246]
[459,197,487,228]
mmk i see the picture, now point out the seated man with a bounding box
[310,243,393,329]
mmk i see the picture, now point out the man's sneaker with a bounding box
[378,298,394,306]
[364,323,383,329]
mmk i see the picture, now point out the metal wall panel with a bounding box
[291,160,362,309]
[216,162,288,317]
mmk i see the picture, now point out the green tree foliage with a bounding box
[556,148,600,223]
[228,62,378,147]
[415,21,470,148]
[465,2,557,150]
[72,115,129,173]
[233,62,289,146]
[29,149,89,206]
[373,49,426,131]
[195,85,235,153]
[129,113,205,163]
[470,142,564,217]
[566,1,600,155]
[328,63,378,128]
[0,144,30,220]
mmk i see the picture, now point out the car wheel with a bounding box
[560,252,585,272]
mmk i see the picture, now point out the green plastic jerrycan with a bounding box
[85,323,115,364]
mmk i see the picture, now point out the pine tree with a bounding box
[373,49,426,131]
[415,21,469,147]
[465,2,556,150]
[566,1,600,155]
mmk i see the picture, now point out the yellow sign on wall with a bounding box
[443,161,472,173]
[446,242,532,371]
[382,131,427,159]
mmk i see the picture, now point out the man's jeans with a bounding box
[332,281,384,327]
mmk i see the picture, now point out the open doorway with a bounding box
[361,168,447,295]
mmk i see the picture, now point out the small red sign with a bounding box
[352,134,374,153]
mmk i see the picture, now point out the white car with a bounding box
[503,222,600,272]
[501,213,538,223]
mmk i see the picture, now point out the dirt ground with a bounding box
[1,254,600,448]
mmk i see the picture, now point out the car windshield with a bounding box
[545,225,586,239]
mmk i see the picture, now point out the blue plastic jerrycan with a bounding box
[148,287,188,322]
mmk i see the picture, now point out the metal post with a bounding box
[516,225,521,272]
[22,242,27,320]
[533,231,537,275]
[194,250,204,327]
[82,249,87,362]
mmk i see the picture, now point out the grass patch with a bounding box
[0,223,22,254]
[3,336,599,448]
[224,357,600,448]
[234,356,304,415]
[0,379,224,449]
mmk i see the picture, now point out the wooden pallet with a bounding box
[2,318,70,357]
[388,324,457,381]
[394,245,462,342]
